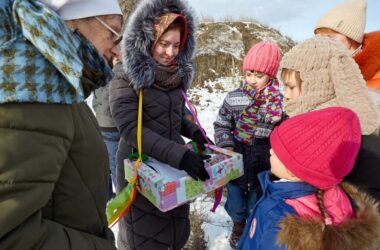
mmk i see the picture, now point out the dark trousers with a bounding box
[225,137,271,222]
[230,138,271,191]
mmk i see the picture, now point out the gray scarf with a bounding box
[152,64,182,91]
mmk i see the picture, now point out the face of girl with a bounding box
[244,71,271,90]
[270,149,300,181]
[152,29,181,66]
[282,72,302,101]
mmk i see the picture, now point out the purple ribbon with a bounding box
[181,89,222,212]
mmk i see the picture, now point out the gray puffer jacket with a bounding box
[109,0,199,249]
[92,84,117,129]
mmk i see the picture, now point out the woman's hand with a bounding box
[180,150,210,181]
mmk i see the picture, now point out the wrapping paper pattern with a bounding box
[125,145,243,212]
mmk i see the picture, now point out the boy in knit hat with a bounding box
[213,42,283,248]
[280,36,380,205]
[238,107,380,250]
[314,0,380,95]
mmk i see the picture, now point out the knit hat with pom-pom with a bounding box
[243,42,281,78]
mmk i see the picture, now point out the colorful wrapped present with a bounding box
[125,145,243,212]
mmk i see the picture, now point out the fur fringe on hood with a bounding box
[277,183,380,250]
[120,0,196,90]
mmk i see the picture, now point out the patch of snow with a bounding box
[187,76,247,249]
[85,93,94,113]
[189,76,243,138]
[191,196,234,250]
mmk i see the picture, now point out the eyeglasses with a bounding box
[95,17,123,46]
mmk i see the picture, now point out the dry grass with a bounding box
[118,0,140,23]
[214,82,225,91]
[193,53,243,88]
[183,203,208,250]
[190,93,201,106]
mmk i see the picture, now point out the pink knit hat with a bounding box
[242,42,281,77]
[270,107,361,189]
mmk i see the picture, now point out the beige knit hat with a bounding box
[280,36,379,135]
[314,0,367,43]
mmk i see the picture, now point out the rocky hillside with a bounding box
[193,21,295,88]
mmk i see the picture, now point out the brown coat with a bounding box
[277,183,380,250]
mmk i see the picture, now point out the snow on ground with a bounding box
[192,195,233,250]
[110,196,234,250]
[188,76,242,250]
[188,76,243,140]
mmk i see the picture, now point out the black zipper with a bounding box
[166,92,172,140]
[247,145,252,192]
[172,215,176,250]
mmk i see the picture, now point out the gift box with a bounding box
[124,145,243,212]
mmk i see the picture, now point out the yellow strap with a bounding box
[137,88,143,160]
[106,89,144,227]
[132,88,143,181]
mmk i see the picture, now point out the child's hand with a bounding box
[193,131,210,151]
[224,147,234,152]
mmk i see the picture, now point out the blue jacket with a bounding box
[238,171,316,250]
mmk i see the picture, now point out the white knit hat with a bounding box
[39,0,122,20]
[314,0,367,43]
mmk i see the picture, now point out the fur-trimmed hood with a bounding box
[120,0,196,90]
[277,183,380,250]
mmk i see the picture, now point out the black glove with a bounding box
[193,131,214,151]
[180,150,211,181]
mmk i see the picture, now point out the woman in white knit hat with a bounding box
[314,0,380,99]
[280,35,380,205]
[0,0,122,249]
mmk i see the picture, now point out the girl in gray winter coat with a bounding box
[109,0,210,249]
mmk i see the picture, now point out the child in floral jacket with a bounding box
[213,42,283,248]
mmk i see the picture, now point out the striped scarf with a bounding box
[233,80,283,144]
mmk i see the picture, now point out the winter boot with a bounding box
[229,221,246,249]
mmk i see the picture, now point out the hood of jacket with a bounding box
[355,31,380,82]
[120,0,196,90]
[258,172,316,201]
[277,183,380,250]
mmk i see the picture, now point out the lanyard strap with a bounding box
[180,89,212,145]
[107,89,144,227]
[180,89,222,212]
